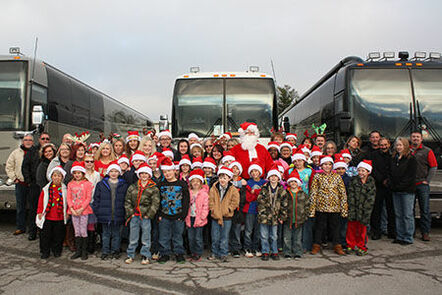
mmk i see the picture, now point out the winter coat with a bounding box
[5,146,27,182]
[185,185,210,228]
[371,149,392,187]
[92,177,129,224]
[257,183,286,226]
[309,172,348,218]
[389,154,417,193]
[125,180,160,221]
[66,179,94,216]
[232,185,247,224]
[209,181,240,225]
[347,176,376,226]
[36,158,51,189]
[281,188,309,228]
[22,144,41,185]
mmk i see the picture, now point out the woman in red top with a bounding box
[94,142,115,178]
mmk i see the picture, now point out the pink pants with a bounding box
[72,215,88,237]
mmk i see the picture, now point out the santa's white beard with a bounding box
[241,134,258,151]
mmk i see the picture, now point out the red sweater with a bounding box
[37,185,64,221]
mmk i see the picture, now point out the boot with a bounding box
[87,231,96,254]
[70,238,82,259]
[66,224,76,252]
[334,244,345,255]
[81,238,88,260]
[311,244,321,255]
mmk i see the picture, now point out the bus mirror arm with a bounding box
[339,112,352,133]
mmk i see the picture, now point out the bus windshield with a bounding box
[0,61,26,130]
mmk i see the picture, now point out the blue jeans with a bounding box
[260,224,278,254]
[283,222,303,257]
[187,217,204,255]
[302,217,315,251]
[244,213,259,251]
[159,218,185,256]
[15,183,29,231]
[415,184,431,234]
[101,223,123,254]
[211,219,232,257]
[151,216,159,253]
[229,223,242,252]
[393,192,415,243]
[127,217,151,259]
[339,217,348,246]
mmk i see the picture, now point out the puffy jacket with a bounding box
[257,183,286,226]
[5,146,27,182]
[125,180,160,221]
[92,177,129,224]
[185,185,210,228]
[281,188,309,228]
[22,144,41,185]
[347,176,376,226]
[389,154,417,193]
[209,182,240,225]
[67,179,94,216]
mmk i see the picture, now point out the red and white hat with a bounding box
[136,162,152,177]
[158,129,172,139]
[203,157,217,171]
[287,169,302,185]
[310,145,322,157]
[191,157,203,169]
[340,149,352,160]
[333,154,348,170]
[267,166,281,180]
[299,144,311,156]
[126,131,141,143]
[162,148,174,160]
[117,154,130,166]
[174,161,180,170]
[187,133,200,141]
[88,142,100,150]
[291,149,307,162]
[267,141,280,152]
[221,151,235,163]
[106,160,122,175]
[160,157,175,170]
[279,141,293,151]
[357,160,372,173]
[228,161,243,175]
[179,154,192,167]
[71,161,86,174]
[49,165,66,178]
[320,155,334,166]
[148,152,163,162]
[131,150,147,164]
[190,143,203,151]
[286,133,297,140]
[220,132,232,140]
[248,159,263,177]
[239,122,259,136]
[217,166,233,178]
[189,169,205,182]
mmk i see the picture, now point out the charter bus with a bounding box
[279,51,442,216]
[170,67,278,141]
[0,50,153,209]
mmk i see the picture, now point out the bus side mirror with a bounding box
[159,114,169,131]
[339,112,351,133]
[282,116,290,133]
[32,105,44,126]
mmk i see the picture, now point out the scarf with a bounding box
[134,179,156,217]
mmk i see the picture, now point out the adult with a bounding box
[125,131,141,158]
[363,130,381,159]
[203,138,214,158]
[301,137,313,150]
[270,132,284,144]
[6,134,34,235]
[70,142,86,162]
[94,141,115,178]
[174,139,190,161]
[138,136,156,158]
[230,122,273,179]
[210,144,224,166]
[227,138,240,151]
[344,135,363,167]
[47,143,73,184]
[187,133,201,146]
[279,142,292,166]
[36,143,57,189]
[62,133,73,145]
[112,138,125,159]
[370,138,395,240]
[157,129,176,154]
[285,133,297,147]
[315,134,326,151]
[390,137,417,245]
[410,130,438,241]
[323,140,337,157]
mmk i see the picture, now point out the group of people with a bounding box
[5,121,437,264]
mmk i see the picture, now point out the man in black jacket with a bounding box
[21,132,51,240]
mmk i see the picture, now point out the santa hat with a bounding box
[158,129,172,139]
[279,141,293,151]
[291,149,307,162]
[146,130,154,138]
[310,145,322,157]
[333,154,348,170]
[71,161,86,174]
[221,151,235,163]
[267,141,280,152]
[131,150,147,164]
[340,149,352,160]
[190,143,203,151]
[88,142,100,150]
[106,160,122,175]
[357,160,372,173]
[286,133,297,140]
[49,165,66,178]
[126,131,141,143]
[187,133,200,141]
[162,148,174,160]
[189,169,205,182]
[220,132,232,140]
[117,154,130,166]
[160,157,175,170]
[299,144,311,156]
[320,155,334,166]
[239,122,259,136]
[191,157,203,169]
[287,169,302,185]
[148,152,163,162]
[266,166,281,180]
[179,154,192,167]
[174,161,180,170]
[136,162,152,177]
[248,159,263,177]
[203,157,217,171]
[228,161,243,175]
[217,166,233,178]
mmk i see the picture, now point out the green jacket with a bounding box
[347,176,376,226]
[281,188,309,228]
[257,183,285,226]
[125,180,160,220]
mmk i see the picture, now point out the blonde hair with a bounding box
[138,136,157,157]
[112,138,125,157]
[94,142,116,162]
[56,143,71,158]
[393,137,411,158]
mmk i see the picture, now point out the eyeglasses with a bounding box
[41,137,50,141]
[206,145,213,148]
[85,160,94,163]
[23,139,33,142]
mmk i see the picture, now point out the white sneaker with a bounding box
[245,250,254,258]
[152,252,159,260]
[141,256,151,265]
[125,257,134,264]
[255,251,262,257]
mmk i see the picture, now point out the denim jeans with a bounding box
[392,192,415,243]
[260,224,278,254]
[415,184,431,234]
[28,184,40,235]
[244,213,259,251]
[151,216,159,253]
[127,217,152,259]
[187,217,204,255]
[339,217,348,247]
[101,223,123,254]
[283,222,303,257]
[229,223,242,252]
[15,183,29,231]
[302,217,315,251]
[211,219,232,257]
[277,223,284,250]
[159,218,185,256]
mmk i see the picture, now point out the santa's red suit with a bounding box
[230,143,274,179]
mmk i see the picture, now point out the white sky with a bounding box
[1,0,440,120]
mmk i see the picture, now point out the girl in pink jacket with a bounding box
[67,161,93,260]
[185,169,209,262]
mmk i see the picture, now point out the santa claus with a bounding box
[230,122,274,179]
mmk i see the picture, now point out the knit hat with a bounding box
[310,145,322,157]
[160,157,175,170]
[70,161,86,174]
[106,160,122,175]
[228,161,243,175]
[126,131,141,143]
[291,149,307,162]
[217,166,233,178]
[333,154,348,170]
[248,159,263,177]
[189,169,205,182]
[239,122,259,136]
[203,157,217,171]
[287,169,302,185]
[131,150,147,164]
[357,160,372,173]
[158,129,172,139]
[117,154,130,166]
[191,156,203,169]
[285,133,297,140]
[266,166,281,180]
[179,154,192,167]
[267,141,280,152]
[221,151,235,163]
[340,149,352,160]
[49,165,66,178]
[320,155,334,166]
[136,162,152,177]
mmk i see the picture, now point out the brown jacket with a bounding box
[209,182,240,226]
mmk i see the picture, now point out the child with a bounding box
[310,146,322,172]
[191,157,203,170]
[257,167,285,261]
[92,161,129,260]
[341,149,358,177]
[285,133,297,147]
[162,148,175,161]
[282,170,309,259]
[147,152,163,183]
[334,154,351,249]
[118,154,131,174]
[309,156,348,255]
[220,151,235,167]
[203,157,217,187]
[67,161,94,260]
[179,154,192,183]
[84,153,101,254]
[208,166,239,262]
[36,166,68,259]
[157,158,190,264]
[123,150,146,184]
[124,163,160,265]
[346,160,376,256]
[244,160,267,258]
[185,169,209,262]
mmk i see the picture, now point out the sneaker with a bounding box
[152,252,160,260]
[176,254,185,264]
[207,254,217,261]
[125,257,134,264]
[112,252,121,259]
[345,247,355,255]
[255,251,262,257]
[284,254,292,259]
[218,256,228,263]
[261,253,270,261]
[158,255,170,264]
[271,254,280,261]
[232,250,241,258]
[101,254,110,260]
[245,250,254,258]
[141,256,151,265]
[356,249,367,256]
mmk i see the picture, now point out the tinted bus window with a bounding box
[46,67,73,125]
[0,61,26,130]
[71,80,90,129]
